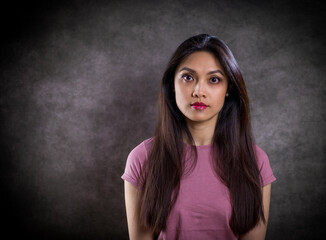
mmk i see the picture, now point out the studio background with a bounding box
[1,0,325,239]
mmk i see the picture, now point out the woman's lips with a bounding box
[191,102,208,110]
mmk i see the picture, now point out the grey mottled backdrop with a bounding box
[1,0,325,239]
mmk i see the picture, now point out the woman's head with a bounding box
[174,50,229,126]
[160,34,250,135]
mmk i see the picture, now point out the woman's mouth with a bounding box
[191,102,208,110]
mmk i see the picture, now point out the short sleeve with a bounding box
[254,145,276,187]
[121,138,153,189]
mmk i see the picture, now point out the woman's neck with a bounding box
[185,118,217,146]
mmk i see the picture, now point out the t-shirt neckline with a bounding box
[183,142,213,150]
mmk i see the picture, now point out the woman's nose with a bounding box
[192,81,206,98]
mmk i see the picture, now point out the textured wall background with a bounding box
[1,0,325,239]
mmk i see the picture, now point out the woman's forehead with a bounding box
[176,51,225,74]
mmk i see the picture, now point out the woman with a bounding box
[122,34,276,240]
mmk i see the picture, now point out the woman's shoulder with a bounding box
[127,137,155,163]
[253,144,268,162]
[253,144,276,186]
[142,136,155,149]
[129,137,154,155]
[122,137,155,188]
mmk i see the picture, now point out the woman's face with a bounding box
[174,51,228,125]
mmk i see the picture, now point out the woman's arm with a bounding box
[124,181,153,240]
[239,184,272,240]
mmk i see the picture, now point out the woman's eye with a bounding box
[182,74,193,81]
[210,77,220,84]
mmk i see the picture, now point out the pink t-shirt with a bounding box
[121,138,276,240]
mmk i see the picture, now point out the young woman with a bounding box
[122,34,276,240]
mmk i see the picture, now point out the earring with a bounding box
[226,93,229,97]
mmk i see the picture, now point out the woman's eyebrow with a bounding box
[208,70,225,77]
[179,67,196,73]
[179,67,225,77]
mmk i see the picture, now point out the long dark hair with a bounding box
[139,34,265,236]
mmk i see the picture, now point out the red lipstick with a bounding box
[191,102,208,110]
